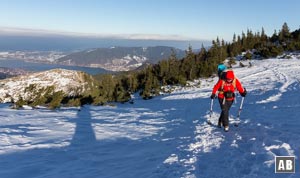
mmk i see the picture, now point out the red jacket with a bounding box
[212,78,245,100]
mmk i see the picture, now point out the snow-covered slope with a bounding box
[0,58,300,178]
[0,68,96,102]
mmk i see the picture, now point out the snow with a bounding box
[0,69,89,102]
[1,58,300,177]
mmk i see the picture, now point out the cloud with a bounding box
[0,26,203,41]
[120,34,199,41]
[0,26,91,37]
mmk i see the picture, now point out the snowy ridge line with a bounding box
[0,68,93,103]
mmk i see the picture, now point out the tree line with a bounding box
[91,22,300,103]
[14,22,298,108]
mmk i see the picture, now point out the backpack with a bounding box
[220,78,236,91]
[218,78,237,99]
[217,64,227,80]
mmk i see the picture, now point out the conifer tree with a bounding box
[229,33,239,57]
[270,30,279,43]
[220,39,228,61]
[168,53,181,84]
[261,27,268,43]
[198,44,207,61]
[113,82,130,103]
[279,22,291,46]
[158,60,169,85]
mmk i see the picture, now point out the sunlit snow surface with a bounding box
[0,58,300,178]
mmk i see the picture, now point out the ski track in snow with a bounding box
[0,58,300,178]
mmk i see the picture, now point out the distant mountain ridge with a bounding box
[56,46,185,71]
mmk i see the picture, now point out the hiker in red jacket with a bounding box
[210,70,247,131]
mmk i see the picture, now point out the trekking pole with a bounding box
[234,97,245,127]
[207,99,214,125]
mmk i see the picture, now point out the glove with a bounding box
[241,88,247,97]
[210,94,216,99]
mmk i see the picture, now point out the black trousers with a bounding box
[218,98,233,127]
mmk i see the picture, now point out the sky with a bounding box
[0,0,299,42]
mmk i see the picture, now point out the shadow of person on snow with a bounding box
[0,106,99,178]
[0,103,177,178]
[70,106,96,147]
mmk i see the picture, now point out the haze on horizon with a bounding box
[0,0,299,51]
